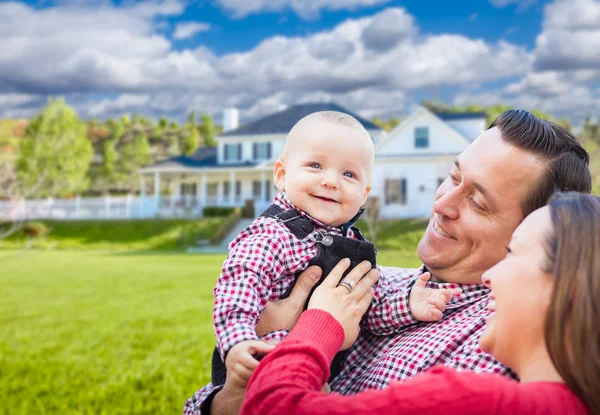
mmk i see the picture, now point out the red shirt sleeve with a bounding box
[242,310,590,415]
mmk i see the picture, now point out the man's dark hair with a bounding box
[489,109,592,216]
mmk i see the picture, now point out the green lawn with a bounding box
[0,249,420,415]
[0,219,226,251]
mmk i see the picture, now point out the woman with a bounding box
[241,192,599,415]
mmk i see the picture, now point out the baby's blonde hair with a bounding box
[279,111,372,160]
[279,111,374,185]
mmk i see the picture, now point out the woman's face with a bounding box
[479,206,554,369]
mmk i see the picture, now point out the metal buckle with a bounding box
[272,211,301,224]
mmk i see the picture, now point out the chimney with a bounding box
[223,108,239,132]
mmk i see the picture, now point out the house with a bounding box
[138,104,487,219]
[371,106,486,218]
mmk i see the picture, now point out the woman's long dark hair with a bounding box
[544,192,600,414]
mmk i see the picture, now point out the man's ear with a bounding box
[361,186,371,205]
[273,158,286,191]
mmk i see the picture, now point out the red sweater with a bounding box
[242,310,591,415]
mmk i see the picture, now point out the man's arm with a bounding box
[186,266,323,415]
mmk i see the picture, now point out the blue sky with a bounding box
[1,0,599,125]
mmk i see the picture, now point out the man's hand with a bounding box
[256,265,323,336]
[224,340,277,389]
[409,272,462,321]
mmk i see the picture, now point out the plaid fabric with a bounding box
[214,192,355,361]
[183,266,516,414]
[330,265,517,394]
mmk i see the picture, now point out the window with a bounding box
[253,142,271,160]
[224,143,242,161]
[235,181,241,198]
[180,183,197,196]
[252,180,271,200]
[266,182,272,201]
[223,181,241,199]
[414,127,429,148]
[252,180,261,199]
[207,183,217,197]
[385,179,407,205]
[223,181,230,198]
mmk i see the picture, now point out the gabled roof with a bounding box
[220,102,380,137]
[434,111,487,121]
[375,106,473,154]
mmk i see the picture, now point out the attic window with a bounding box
[415,127,429,148]
[253,142,271,160]
[224,143,242,161]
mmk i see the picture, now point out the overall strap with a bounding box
[260,204,315,240]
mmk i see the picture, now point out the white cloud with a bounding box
[503,71,573,97]
[469,12,478,21]
[173,22,211,40]
[86,94,151,117]
[361,7,416,52]
[2,1,595,125]
[214,0,392,20]
[533,0,600,70]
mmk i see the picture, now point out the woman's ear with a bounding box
[273,158,286,191]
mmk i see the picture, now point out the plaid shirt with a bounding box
[213,191,406,362]
[184,201,516,414]
[329,266,517,394]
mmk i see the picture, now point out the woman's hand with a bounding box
[308,259,379,350]
[256,265,323,336]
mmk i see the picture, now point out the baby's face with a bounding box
[274,119,373,227]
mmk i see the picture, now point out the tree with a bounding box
[159,117,169,130]
[188,110,197,126]
[111,120,125,141]
[17,98,93,197]
[372,117,401,132]
[182,125,201,156]
[102,139,117,175]
[199,114,217,147]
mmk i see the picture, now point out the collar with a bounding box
[273,191,363,236]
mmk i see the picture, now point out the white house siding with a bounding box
[371,157,455,219]
[377,109,471,157]
[217,134,286,164]
[445,119,486,142]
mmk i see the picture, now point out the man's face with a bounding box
[417,127,546,284]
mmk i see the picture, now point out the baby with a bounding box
[210,111,459,389]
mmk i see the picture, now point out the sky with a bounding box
[1,0,599,126]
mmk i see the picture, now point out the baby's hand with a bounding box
[225,340,277,389]
[408,272,462,322]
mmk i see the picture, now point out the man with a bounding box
[184,110,592,414]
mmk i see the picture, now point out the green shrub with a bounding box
[23,221,49,237]
[210,208,242,244]
[242,199,255,218]
[203,206,237,217]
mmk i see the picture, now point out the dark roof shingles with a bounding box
[220,103,380,137]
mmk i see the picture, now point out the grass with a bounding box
[0,245,420,415]
[0,219,227,251]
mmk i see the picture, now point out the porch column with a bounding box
[260,171,266,201]
[154,171,160,212]
[229,171,235,205]
[200,172,207,207]
[140,174,146,197]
